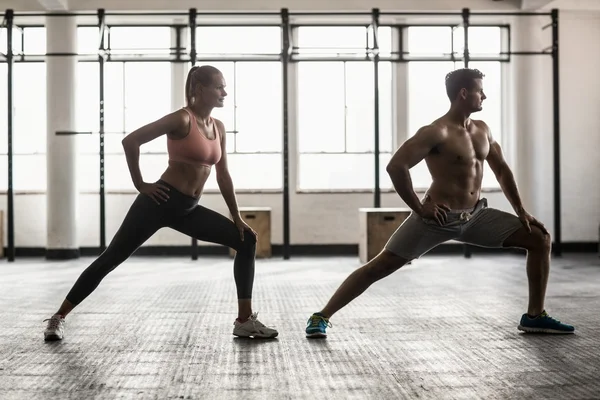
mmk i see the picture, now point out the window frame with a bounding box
[292,25,397,193]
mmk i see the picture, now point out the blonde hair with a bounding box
[185,65,222,106]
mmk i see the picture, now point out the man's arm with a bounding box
[386,125,445,215]
[483,122,525,215]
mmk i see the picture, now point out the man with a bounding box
[305,68,574,338]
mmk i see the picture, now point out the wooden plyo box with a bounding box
[358,207,412,263]
[229,207,272,259]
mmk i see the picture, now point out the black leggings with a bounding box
[66,180,256,306]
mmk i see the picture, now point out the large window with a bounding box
[296,26,394,191]
[5,28,48,192]
[75,26,173,192]
[192,26,284,191]
[406,26,505,190]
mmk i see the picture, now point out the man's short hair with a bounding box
[445,68,485,101]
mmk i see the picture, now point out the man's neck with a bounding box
[445,106,471,128]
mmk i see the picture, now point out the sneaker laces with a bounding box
[539,310,561,323]
[310,315,332,328]
[43,316,63,330]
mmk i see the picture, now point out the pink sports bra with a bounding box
[167,107,222,167]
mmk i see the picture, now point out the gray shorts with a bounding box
[384,198,523,260]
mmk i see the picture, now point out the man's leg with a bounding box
[306,212,459,338]
[458,204,574,334]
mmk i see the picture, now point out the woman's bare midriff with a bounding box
[159,159,212,198]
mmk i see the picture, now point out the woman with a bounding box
[43,65,278,340]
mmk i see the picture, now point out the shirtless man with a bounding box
[305,68,574,337]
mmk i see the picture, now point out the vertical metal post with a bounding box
[462,7,472,259]
[6,9,15,261]
[98,8,107,251]
[462,8,470,68]
[372,8,381,208]
[189,8,198,260]
[551,8,561,256]
[281,8,291,260]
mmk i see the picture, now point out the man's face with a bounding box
[463,78,486,113]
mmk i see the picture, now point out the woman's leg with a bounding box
[168,205,277,338]
[56,194,166,317]
[169,205,256,316]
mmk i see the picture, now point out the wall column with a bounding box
[45,15,79,259]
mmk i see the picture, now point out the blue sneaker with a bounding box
[306,313,332,338]
[518,310,575,334]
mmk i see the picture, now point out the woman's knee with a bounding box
[235,230,257,254]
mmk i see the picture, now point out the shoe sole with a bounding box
[44,334,63,341]
[517,325,575,334]
[306,332,327,339]
[233,332,279,339]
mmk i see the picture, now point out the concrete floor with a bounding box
[0,253,599,400]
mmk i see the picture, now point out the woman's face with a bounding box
[199,73,227,108]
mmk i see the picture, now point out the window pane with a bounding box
[297,62,345,152]
[14,63,46,154]
[407,27,452,57]
[296,26,368,57]
[200,62,235,131]
[370,26,393,57]
[0,63,6,155]
[78,153,100,191]
[104,62,125,135]
[407,61,454,136]
[123,62,171,153]
[23,27,46,55]
[345,62,393,153]
[298,153,392,190]
[104,132,127,155]
[227,153,282,190]
[108,27,171,54]
[0,27,22,55]
[77,27,100,55]
[0,155,6,189]
[76,62,100,155]
[235,62,282,152]
[196,27,281,55]
[453,27,502,57]
[14,154,46,191]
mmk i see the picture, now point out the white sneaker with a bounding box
[43,315,65,341]
[233,312,278,339]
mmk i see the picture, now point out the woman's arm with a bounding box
[121,109,187,190]
[213,120,240,219]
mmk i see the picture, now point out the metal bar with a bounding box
[175,26,182,62]
[289,11,370,16]
[380,11,462,16]
[541,21,553,31]
[462,8,470,69]
[470,11,552,16]
[98,8,107,251]
[372,8,381,208]
[281,8,291,260]
[6,9,15,261]
[551,8,561,256]
[188,7,199,261]
[462,7,471,259]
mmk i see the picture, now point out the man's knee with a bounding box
[505,225,551,252]
[365,250,410,280]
